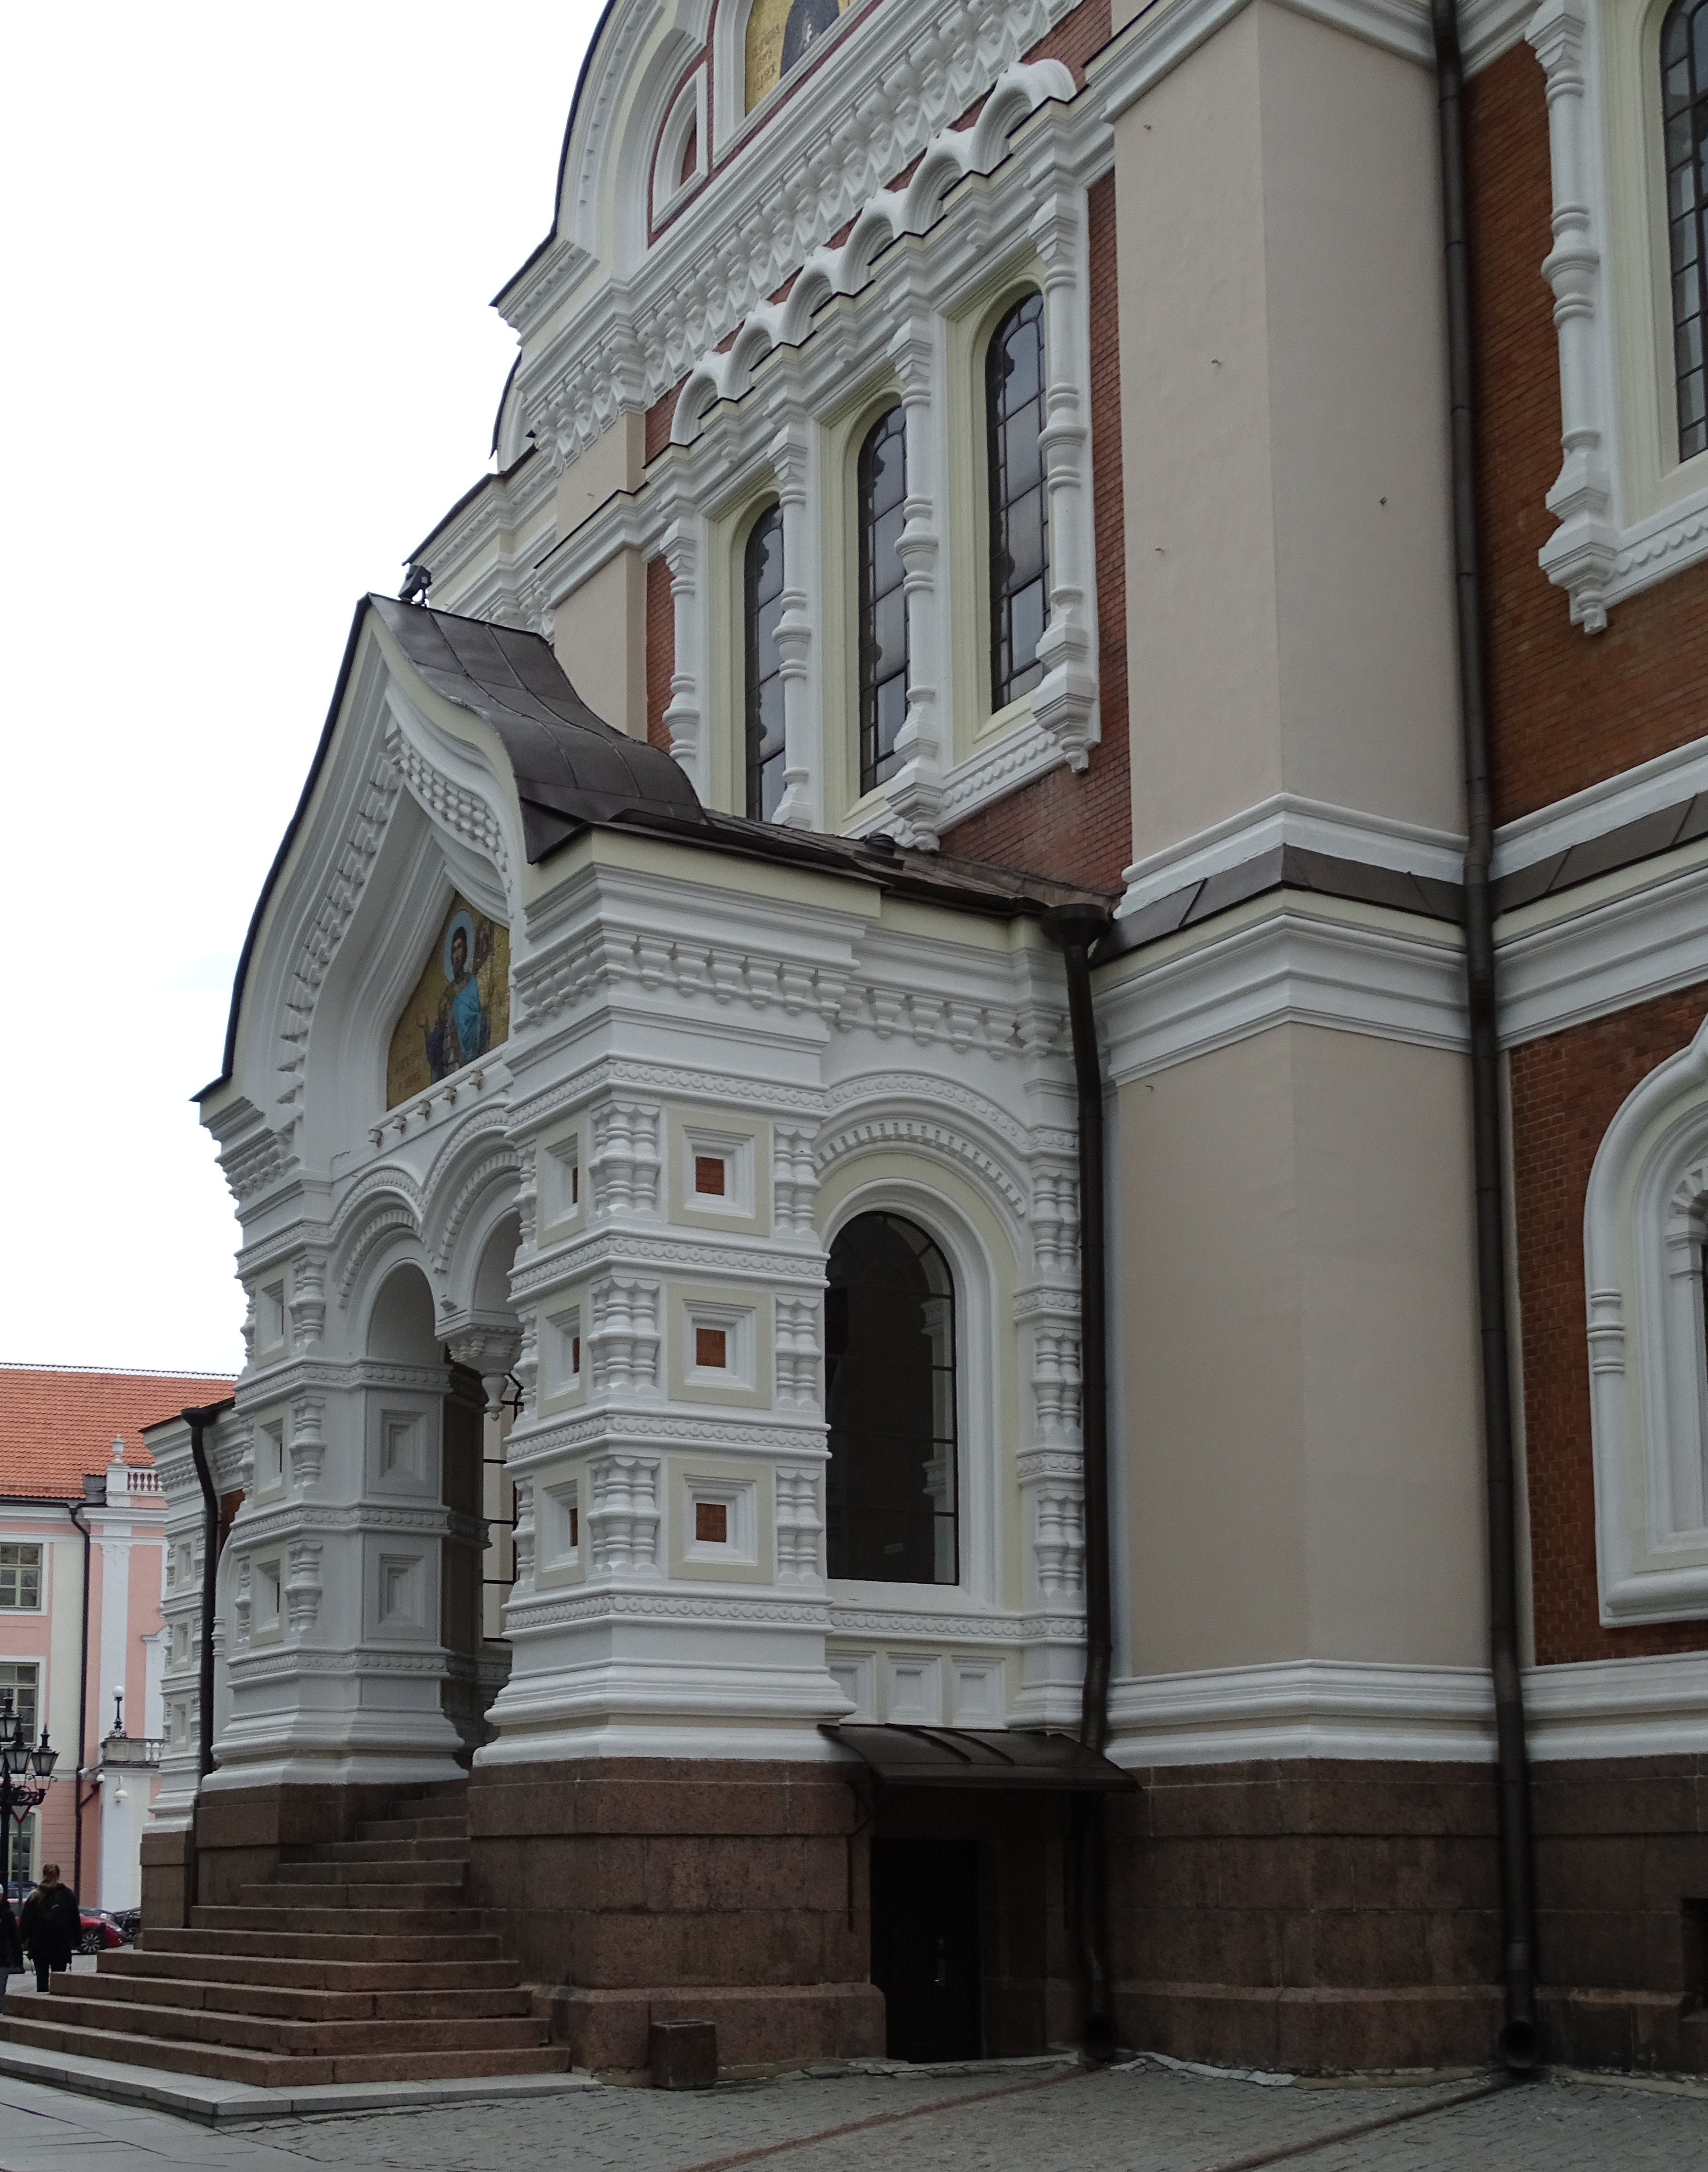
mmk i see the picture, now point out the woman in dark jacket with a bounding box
[19,1866,79,1994]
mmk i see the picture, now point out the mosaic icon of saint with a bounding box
[417,910,492,1082]
[781,0,842,74]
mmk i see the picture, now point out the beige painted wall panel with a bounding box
[552,547,647,738]
[1258,7,1462,833]
[1116,1024,1485,1676]
[1116,7,1286,863]
[1118,1030,1310,1674]
[1289,1029,1488,1665]
[553,411,643,539]
[1115,3,1461,861]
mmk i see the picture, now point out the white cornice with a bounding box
[1098,893,1468,1082]
[1092,0,1433,127]
[1118,794,1466,917]
[1495,845,1708,1044]
[1107,1658,1497,1765]
[1106,1650,1708,1765]
[1523,1649,1708,1760]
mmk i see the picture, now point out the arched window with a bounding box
[744,503,786,820]
[985,292,1050,710]
[857,406,909,798]
[1664,0,1708,461]
[825,1213,958,1584]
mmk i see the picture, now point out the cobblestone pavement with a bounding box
[1,2059,1707,2172]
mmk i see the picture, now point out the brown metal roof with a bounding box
[823,1723,1135,1791]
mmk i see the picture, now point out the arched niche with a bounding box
[366,1262,440,1367]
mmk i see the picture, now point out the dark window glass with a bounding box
[857,406,909,797]
[1664,0,1708,461]
[986,291,1050,710]
[825,1213,957,1585]
[744,503,786,820]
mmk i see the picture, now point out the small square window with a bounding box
[694,1155,727,1198]
[695,1325,728,1370]
[682,1127,755,1217]
[695,1500,729,1545]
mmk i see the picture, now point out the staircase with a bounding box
[0,1781,569,2087]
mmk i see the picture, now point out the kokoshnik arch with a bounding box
[99,0,1708,2088]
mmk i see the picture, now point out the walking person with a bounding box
[19,1865,78,1995]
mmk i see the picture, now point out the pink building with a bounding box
[0,1367,232,1911]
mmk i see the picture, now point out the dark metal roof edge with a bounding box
[821,1721,1136,1789]
[195,597,378,1103]
[1095,844,1467,968]
[1492,792,1708,915]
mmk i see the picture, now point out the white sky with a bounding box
[0,3,605,1373]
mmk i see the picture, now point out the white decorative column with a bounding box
[770,413,816,830]
[886,307,948,849]
[1030,182,1100,766]
[660,517,707,789]
[1527,0,1617,631]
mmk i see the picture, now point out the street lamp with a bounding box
[0,1698,59,1886]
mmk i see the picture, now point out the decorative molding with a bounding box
[816,1114,1030,1220]
[1524,1649,1708,1759]
[1495,847,1708,1045]
[510,1055,830,1133]
[1118,794,1466,919]
[382,713,511,880]
[1098,898,1469,1084]
[1106,1659,1498,1767]
[1493,731,1708,880]
[828,1605,1084,1642]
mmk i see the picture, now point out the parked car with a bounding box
[77,1910,127,1955]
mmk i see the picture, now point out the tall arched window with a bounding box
[825,1212,958,1584]
[985,293,1050,710]
[1665,0,1708,461]
[744,503,786,820]
[857,406,909,799]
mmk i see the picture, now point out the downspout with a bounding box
[1431,0,1540,2074]
[1042,902,1115,2063]
[65,1502,91,1901]
[183,1401,233,1915]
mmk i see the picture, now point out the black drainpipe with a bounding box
[65,1501,92,1901]
[1431,0,1540,2074]
[1042,902,1116,2062]
[183,1401,234,1913]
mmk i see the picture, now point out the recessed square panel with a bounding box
[695,1499,729,1544]
[694,1154,727,1197]
[695,1325,728,1370]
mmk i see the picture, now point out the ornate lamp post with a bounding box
[0,1698,59,1885]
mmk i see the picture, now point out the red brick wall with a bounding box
[940,170,1129,892]
[1511,983,1708,1663]
[1468,46,1708,827]
[646,554,673,753]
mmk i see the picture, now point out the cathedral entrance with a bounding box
[870,1837,982,2062]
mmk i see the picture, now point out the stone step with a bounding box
[69,1971,533,2023]
[228,1885,467,1918]
[159,1923,503,1960]
[104,1948,520,1993]
[308,1835,470,1864]
[354,1814,469,1844]
[11,1990,549,2060]
[271,1856,470,1886]
[0,2012,567,2088]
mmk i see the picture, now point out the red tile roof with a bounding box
[0,1366,236,1500]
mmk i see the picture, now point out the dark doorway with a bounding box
[870,1837,981,2061]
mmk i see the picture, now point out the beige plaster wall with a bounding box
[554,411,643,539]
[1115,3,1461,862]
[552,547,648,738]
[1116,1023,1487,1675]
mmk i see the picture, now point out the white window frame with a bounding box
[1529,0,1708,630]
[1585,1005,1708,1619]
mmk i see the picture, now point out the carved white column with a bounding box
[1030,185,1100,766]
[660,517,707,788]
[770,414,815,830]
[1527,0,1617,632]
[886,308,947,849]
